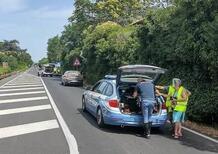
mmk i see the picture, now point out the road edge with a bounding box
[0,73,21,88]
[41,77,79,154]
[182,126,218,144]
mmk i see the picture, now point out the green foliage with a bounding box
[0,67,10,75]
[38,57,49,64]
[47,35,63,63]
[135,0,218,125]
[82,22,139,83]
[0,40,32,72]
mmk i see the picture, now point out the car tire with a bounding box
[82,97,86,112]
[96,107,105,128]
[63,81,66,86]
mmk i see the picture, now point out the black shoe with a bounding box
[143,123,151,139]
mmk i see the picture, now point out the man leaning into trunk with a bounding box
[133,78,155,139]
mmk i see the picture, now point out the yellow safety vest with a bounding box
[174,86,188,112]
[166,85,175,112]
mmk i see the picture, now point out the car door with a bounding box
[85,82,101,113]
[89,81,108,115]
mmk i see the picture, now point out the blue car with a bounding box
[82,65,167,128]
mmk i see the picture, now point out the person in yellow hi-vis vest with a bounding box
[171,78,191,139]
[156,80,177,124]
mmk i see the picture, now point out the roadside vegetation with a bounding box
[0,40,33,75]
[46,0,218,127]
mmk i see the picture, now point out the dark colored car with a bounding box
[61,71,83,86]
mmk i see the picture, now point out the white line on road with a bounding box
[5,83,42,86]
[0,87,44,92]
[0,91,45,97]
[182,126,218,143]
[0,104,52,116]
[41,78,79,154]
[2,84,42,89]
[0,120,59,139]
[0,96,48,104]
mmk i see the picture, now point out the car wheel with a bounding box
[96,107,105,128]
[63,81,66,86]
[82,97,86,112]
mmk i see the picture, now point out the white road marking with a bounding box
[0,120,59,139]
[2,84,43,89]
[0,91,45,97]
[0,87,44,92]
[41,78,79,154]
[5,83,42,86]
[182,126,218,143]
[0,104,51,116]
[0,96,48,104]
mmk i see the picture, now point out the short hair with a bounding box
[172,78,182,87]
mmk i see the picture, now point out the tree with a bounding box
[95,0,148,25]
[0,39,33,71]
[47,36,63,63]
[38,57,48,65]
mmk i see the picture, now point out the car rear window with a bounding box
[104,83,113,96]
[97,82,107,94]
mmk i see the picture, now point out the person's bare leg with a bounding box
[174,123,179,138]
[178,122,182,136]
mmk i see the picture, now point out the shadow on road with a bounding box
[78,108,218,153]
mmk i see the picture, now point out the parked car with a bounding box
[61,71,83,86]
[82,65,167,128]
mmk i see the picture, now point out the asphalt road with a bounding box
[0,70,69,154]
[41,71,218,154]
[0,68,217,154]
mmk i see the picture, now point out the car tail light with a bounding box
[162,103,167,109]
[108,99,119,108]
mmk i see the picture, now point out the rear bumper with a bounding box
[103,109,167,127]
[42,73,53,76]
[66,80,83,85]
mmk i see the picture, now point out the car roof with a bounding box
[102,78,116,84]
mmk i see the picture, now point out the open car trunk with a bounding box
[116,65,166,115]
[118,83,163,115]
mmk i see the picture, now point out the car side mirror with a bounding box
[85,86,92,91]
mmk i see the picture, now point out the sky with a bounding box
[0,0,74,62]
